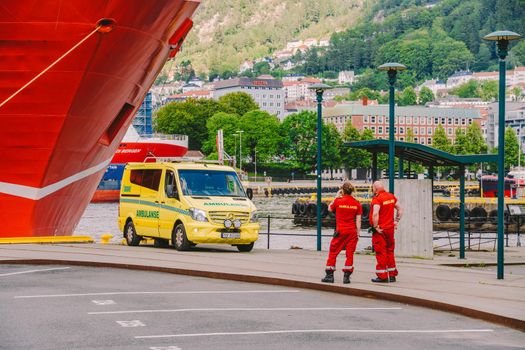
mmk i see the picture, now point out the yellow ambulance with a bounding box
[118,162,259,252]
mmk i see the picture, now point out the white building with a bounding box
[446,71,473,89]
[213,77,285,119]
[283,78,321,103]
[338,71,355,85]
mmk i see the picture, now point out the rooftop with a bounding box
[214,77,283,90]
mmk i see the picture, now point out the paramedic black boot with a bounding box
[343,271,351,284]
[321,270,334,283]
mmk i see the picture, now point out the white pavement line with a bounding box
[0,267,70,277]
[136,329,494,339]
[116,320,146,328]
[14,289,300,299]
[88,307,402,315]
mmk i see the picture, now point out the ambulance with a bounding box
[118,162,259,252]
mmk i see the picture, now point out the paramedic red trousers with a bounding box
[325,233,358,273]
[372,229,398,279]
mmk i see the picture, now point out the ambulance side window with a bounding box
[165,170,178,200]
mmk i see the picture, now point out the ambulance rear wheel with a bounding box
[236,242,254,252]
[173,224,191,251]
[124,221,141,246]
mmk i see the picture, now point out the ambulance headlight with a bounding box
[189,208,208,222]
[224,219,233,228]
[233,219,242,229]
[250,211,259,223]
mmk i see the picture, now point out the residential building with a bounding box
[213,77,285,119]
[166,89,212,102]
[486,102,525,148]
[239,60,254,73]
[319,38,330,47]
[182,83,200,93]
[338,71,355,85]
[446,70,473,89]
[282,77,321,103]
[416,79,447,96]
[323,104,482,146]
[304,38,318,47]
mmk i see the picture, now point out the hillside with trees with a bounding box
[175,0,367,73]
[174,0,525,87]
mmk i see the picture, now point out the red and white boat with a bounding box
[0,0,200,238]
[91,126,188,202]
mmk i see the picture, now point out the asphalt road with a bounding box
[0,264,523,350]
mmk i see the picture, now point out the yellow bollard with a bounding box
[100,234,113,244]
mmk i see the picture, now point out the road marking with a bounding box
[117,320,146,327]
[150,347,181,350]
[136,329,494,339]
[92,300,116,306]
[15,289,299,299]
[88,307,402,315]
[0,267,70,277]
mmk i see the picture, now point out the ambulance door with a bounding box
[135,168,162,237]
[158,169,184,239]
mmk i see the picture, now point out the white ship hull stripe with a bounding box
[0,157,112,200]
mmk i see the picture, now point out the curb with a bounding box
[1,258,523,332]
[0,236,94,245]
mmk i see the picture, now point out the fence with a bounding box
[258,214,522,251]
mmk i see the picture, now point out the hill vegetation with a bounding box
[174,0,525,89]
[175,0,367,73]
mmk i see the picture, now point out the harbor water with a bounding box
[75,196,520,251]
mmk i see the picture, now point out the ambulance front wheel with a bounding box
[236,242,254,252]
[124,221,142,246]
[173,223,191,251]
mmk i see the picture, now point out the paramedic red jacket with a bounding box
[329,195,362,235]
[369,190,397,230]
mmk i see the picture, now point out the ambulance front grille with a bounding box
[208,211,250,225]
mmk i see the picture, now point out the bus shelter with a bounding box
[346,139,497,259]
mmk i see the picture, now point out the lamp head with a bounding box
[483,31,521,60]
[378,62,407,72]
[308,83,332,94]
[483,30,521,42]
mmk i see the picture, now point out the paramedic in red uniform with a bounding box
[370,181,403,283]
[321,181,362,284]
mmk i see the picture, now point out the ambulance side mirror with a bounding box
[166,184,179,200]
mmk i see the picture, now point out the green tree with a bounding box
[398,86,418,106]
[430,37,474,79]
[453,129,469,155]
[449,80,479,98]
[504,127,520,169]
[406,127,415,143]
[418,86,434,105]
[155,98,224,150]
[323,124,343,178]
[238,110,282,164]
[465,123,488,154]
[478,80,498,102]
[281,111,318,171]
[341,123,370,170]
[253,61,271,76]
[218,92,259,116]
[509,86,523,101]
[432,124,452,153]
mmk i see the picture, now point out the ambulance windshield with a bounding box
[178,170,246,197]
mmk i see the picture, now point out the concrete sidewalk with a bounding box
[0,243,524,331]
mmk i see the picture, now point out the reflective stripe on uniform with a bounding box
[326,266,336,270]
[387,268,397,272]
[375,269,387,273]
[343,266,353,269]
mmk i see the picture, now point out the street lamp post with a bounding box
[237,130,244,173]
[254,147,257,182]
[483,30,521,280]
[378,63,407,194]
[233,133,238,169]
[308,83,332,251]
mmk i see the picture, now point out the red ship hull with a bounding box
[0,0,199,237]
